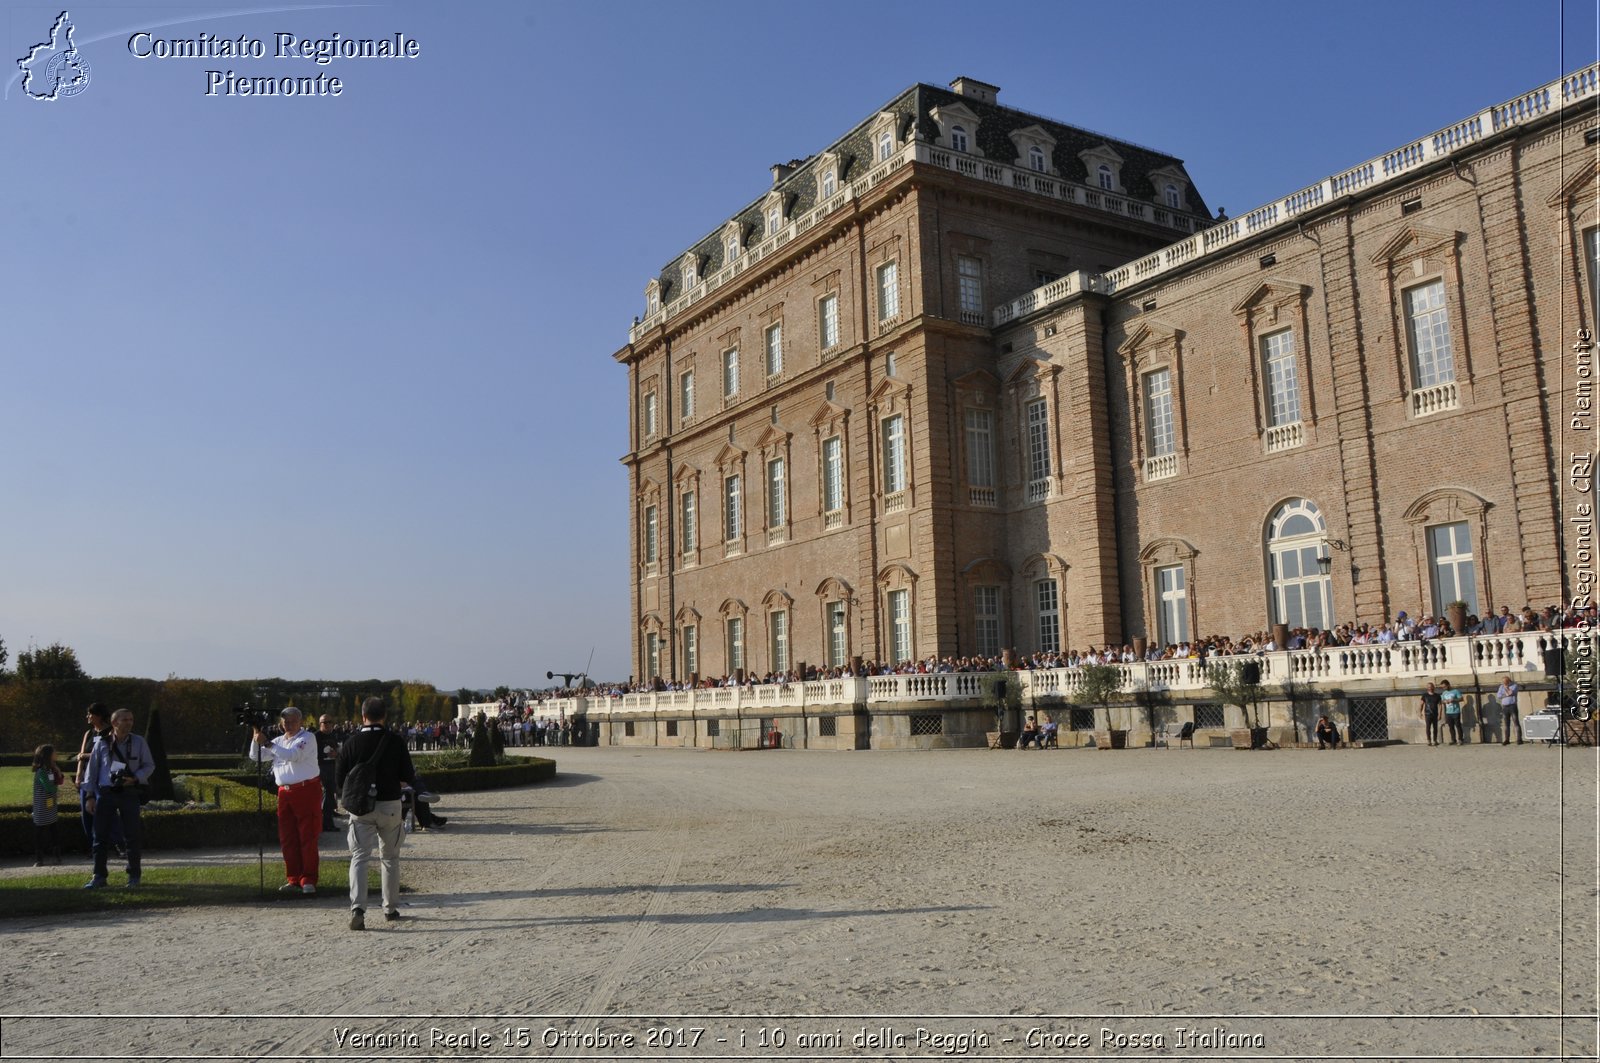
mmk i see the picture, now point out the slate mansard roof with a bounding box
[646,80,1213,305]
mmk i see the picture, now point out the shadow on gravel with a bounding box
[391,900,989,931]
[541,772,602,788]
[407,820,620,838]
[522,882,796,897]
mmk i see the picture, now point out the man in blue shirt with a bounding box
[82,708,155,889]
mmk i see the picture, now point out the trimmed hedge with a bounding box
[2,806,277,858]
[2,758,553,856]
[416,758,554,793]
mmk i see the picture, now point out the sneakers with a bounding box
[82,878,107,890]
[126,875,141,889]
[384,909,404,922]
[301,883,317,896]
[349,908,365,931]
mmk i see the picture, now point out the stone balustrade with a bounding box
[994,61,1600,329]
[531,630,1589,725]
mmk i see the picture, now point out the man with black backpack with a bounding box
[335,697,418,930]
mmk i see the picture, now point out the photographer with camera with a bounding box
[81,708,154,889]
[249,706,323,895]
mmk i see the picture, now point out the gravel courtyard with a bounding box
[2,743,1594,1061]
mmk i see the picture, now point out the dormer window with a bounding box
[646,281,660,315]
[821,168,837,199]
[762,191,785,237]
[1079,145,1125,195]
[723,223,742,264]
[1008,125,1058,177]
[682,253,698,289]
[930,101,983,160]
[868,109,901,166]
[1149,166,1192,213]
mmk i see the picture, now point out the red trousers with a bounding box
[277,780,322,885]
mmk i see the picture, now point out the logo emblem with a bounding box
[18,11,91,101]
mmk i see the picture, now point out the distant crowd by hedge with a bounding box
[1,677,456,754]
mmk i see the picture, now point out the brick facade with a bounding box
[614,74,1598,684]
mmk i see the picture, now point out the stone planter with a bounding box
[1093,729,1128,750]
[1447,603,1468,635]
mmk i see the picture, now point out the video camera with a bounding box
[235,704,272,729]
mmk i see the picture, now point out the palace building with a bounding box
[612,69,1599,700]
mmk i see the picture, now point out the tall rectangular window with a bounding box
[1145,367,1175,457]
[723,347,739,399]
[1428,521,1478,616]
[679,370,694,421]
[822,436,843,514]
[965,409,994,488]
[827,601,847,666]
[1262,330,1300,426]
[877,261,899,321]
[958,256,984,317]
[888,588,911,663]
[764,322,783,378]
[723,474,741,541]
[770,611,789,672]
[727,617,744,673]
[975,586,1000,657]
[1036,579,1060,653]
[1405,280,1456,389]
[680,491,696,555]
[1587,229,1600,322]
[882,414,906,494]
[643,392,657,438]
[643,505,657,566]
[682,625,697,677]
[819,294,839,350]
[1026,398,1051,484]
[1156,564,1189,646]
[645,632,659,679]
[767,458,785,528]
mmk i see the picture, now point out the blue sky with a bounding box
[3,0,1595,690]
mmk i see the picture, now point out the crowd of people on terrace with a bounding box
[567,599,1594,696]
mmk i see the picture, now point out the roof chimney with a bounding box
[771,162,794,185]
[949,77,1000,104]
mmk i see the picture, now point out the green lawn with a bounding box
[0,860,390,918]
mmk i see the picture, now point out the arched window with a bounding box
[878,131,894,161]
[1028,146,1046,172]
[821,168,837,199]
[1164,183,1181,208]
[1267,499,1333,631]
[951,125,969,153]
[1097,164,1113,190]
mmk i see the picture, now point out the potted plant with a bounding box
[1205,660,1269,749]
[1130,677,1172,747]
[1078,663,1127,750]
